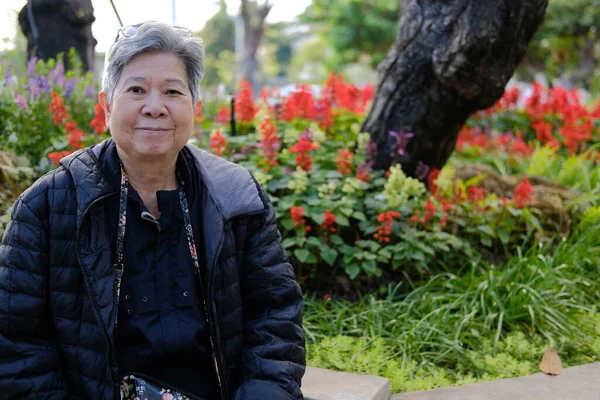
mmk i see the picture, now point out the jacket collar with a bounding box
[60,138,266,222]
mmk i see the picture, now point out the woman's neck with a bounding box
[116,148,178,217]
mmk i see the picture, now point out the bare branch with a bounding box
[258,3,273,21]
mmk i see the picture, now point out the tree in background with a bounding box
[197,0,236,87]
[300,0,400,70]
[18,0,97,72]
[240,0,275,92]
[362,0,548,174]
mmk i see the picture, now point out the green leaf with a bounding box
[346,264,360,280]
[322,247,338,266]
[352,211,367,221]
[336,214,350,226]
[340,207,354,217]
[281,238,296,249]
[281,218,294,231]
[498,228,510,245]
[363,260,377,275]
[329,235,344,246]
[478,225,495,236]
[311,213,325,225]
[294,249,311,263]
[307,237,322,247]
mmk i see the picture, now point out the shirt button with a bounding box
[142,296,148,302]
[183,291,189,297]
[125,294,130,300]
[127,309,133,316]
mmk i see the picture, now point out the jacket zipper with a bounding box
[75,192,119,399]
[207,210,267,400]
[209,230,227,400]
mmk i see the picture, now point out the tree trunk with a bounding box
[362,0,548,175]
[18,0,97,72]
[242,25,264,92]
[240,0,272,94]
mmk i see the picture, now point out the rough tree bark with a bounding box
[240,0,273,93]
[18,0,97,72]
[362,0,549,175]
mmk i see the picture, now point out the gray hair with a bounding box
[102,21,205,104]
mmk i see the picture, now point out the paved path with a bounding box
[392,363,600,400]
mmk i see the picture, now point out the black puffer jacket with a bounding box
[0,139,305,399]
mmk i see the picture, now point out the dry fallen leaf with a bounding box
[539,347,563,376]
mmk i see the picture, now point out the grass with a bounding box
[303,206,600,393]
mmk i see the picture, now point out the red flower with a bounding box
[514,177,534,209]
[258,118,281,168]
[291,206,310,232]
[374,211,399,243]
[48,91,68,126]
[90,102,106,135]
[467,185,487,203]
[323,294,331,301]
[209,129,227,157]
[428,168,441,196]
[289,136,319,171]
[356,162,372,183]
[235,80,256,122]
[282,85,317,122]
[321,210,337,233]
[215,106,231,125]
[47,150,73,165]
[336,149,353,175]
[66,121,84,149]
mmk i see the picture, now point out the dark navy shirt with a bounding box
[99,141,220,399]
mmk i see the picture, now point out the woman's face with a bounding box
[100,52,200,163]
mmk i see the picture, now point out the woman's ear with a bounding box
[99,92,110,124]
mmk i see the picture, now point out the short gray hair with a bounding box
[102,21,205,104]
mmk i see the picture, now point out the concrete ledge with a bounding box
[303,366,391,400]
[392,363,600,400]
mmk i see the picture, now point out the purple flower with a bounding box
[65,77,77,99]
[415,160,430,181]
[4,62,14,86]
[241,143,258,156]
[365,140,377,158]
[300,128,313,141]
[50,62,65,86]
[357,161,373,174]
[27,78,40,99]
[85,84,96,98]
[36,76,52,94]
[26,56,38,77]
[15,93,27,109]
[389,130,414,156]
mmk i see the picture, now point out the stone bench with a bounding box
[303,367,391,400]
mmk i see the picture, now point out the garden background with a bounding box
[1,0,600,395]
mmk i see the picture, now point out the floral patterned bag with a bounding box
[120,373,204,400]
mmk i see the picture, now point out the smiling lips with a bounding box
[136,127,171,132]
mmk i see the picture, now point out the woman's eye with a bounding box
[128,86,144,94]
[166,89,181,95]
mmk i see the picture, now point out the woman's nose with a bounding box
[142,91,167,118]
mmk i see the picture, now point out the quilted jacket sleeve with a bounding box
[235,185,306,400]
[0,195,68,399]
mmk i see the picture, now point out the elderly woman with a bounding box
[0,21,305,400]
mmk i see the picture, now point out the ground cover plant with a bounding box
[1,58,599,393]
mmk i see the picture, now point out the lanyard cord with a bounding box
[113,162,200,327]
